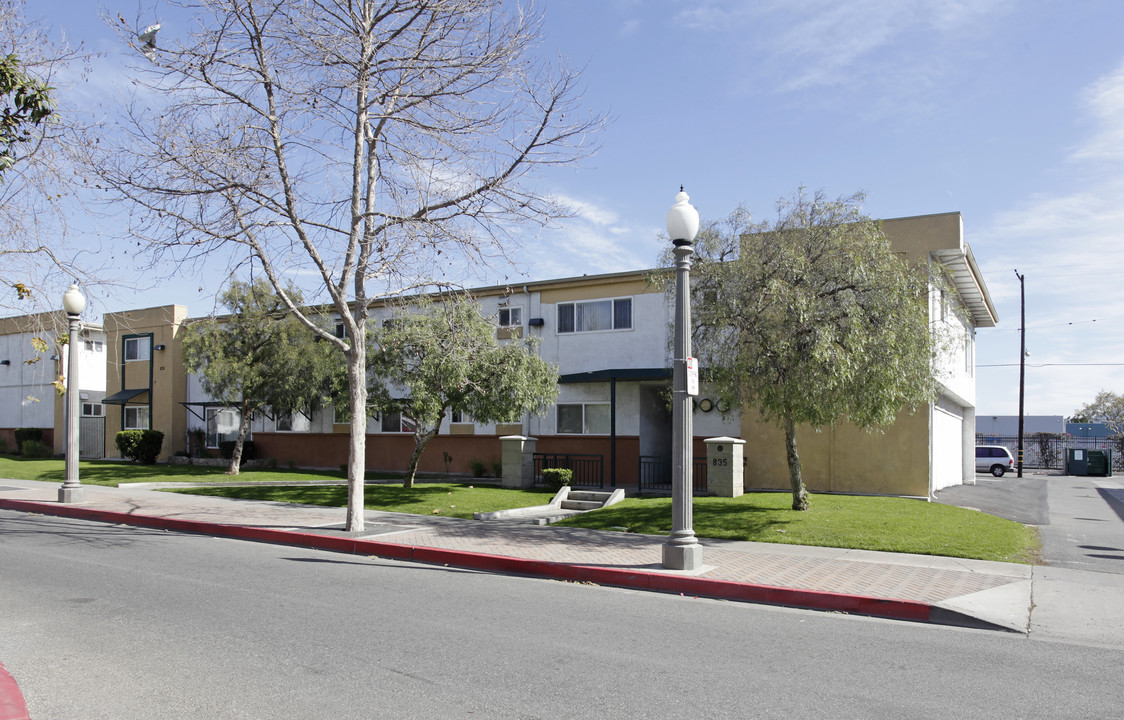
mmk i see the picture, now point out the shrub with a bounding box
[219,440,256,462]
[542,467,573,492]
[14,428,43,454]
[468,458,488,478]
[115,430,165,464]
[491,461,503,478]
[0,437,10,454]
[19,439,52,458]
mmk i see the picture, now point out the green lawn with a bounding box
[1,455,1038,563]
[0,455,403,486]
[176,483,557,520]
[556,493,1039,563]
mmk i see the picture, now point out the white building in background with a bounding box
[0,312,106,451]
[976,415,1066,438]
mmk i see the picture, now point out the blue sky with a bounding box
[34,0,1124,418]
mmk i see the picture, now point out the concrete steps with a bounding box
[474,487,625,525]
[561,490,616,511]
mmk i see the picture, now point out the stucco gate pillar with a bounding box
[705,436,745,498]
[500,435,537,489]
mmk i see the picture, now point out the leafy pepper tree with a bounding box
[1071,391,1124,434]
[688,188,944,510]
[182,279,344,474]
[0,50,53,176]
[370,294,559,488]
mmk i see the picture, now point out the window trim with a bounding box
[123,336,151,362]
[123,405,150,430]
[556,402,611,435]
[275,409,311,433]
[556,298,633,334]
[498,307,523,327]
[205,407,241,448]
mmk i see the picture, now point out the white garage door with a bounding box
[931,400,964,492]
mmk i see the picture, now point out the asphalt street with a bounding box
[2,510,1121,720]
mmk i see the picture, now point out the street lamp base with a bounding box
[58,486,85,504]
[662,542,703,571]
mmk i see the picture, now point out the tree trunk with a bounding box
[226,398,254,475]
[784,413,809,511]
[345,342,367,532]
[404,421,441,489]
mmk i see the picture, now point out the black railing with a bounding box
[638,455,708,494]
[976,434,1124,471]
[534,453,604,488]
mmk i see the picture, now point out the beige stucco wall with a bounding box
[741,408,932,498]
[103,305,189,460]
[881,212,962,260]
[538,276,660,304]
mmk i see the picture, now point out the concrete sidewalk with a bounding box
[2,478,1041,631]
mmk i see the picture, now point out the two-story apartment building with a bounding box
[20,211,996,498]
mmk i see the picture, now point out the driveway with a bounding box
[935,471,1124,574]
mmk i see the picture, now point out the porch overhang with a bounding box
[102,388,150,405]
[559,368,671,384]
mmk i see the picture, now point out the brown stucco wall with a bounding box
[880,212,962,261]
[741,408,931,497]
[250,431,677,489]
[102,306,189,460]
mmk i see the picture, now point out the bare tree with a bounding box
[87,0,603,530]
[0,0,101,314]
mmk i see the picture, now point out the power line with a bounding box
[978,362,1124,368]
[985,316,1123,333]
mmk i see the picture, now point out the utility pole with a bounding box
[1015,269,1025,478]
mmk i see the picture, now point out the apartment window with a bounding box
[276,410,310,432]
[334,322,348,339]
[557,299,632,333]
[84,340,104,352]
[124,336,151,362]
[498,307,522,327]
[206,407,240,448]
[379,410,416,433]
[557,403,610,434]
[81,403,103,417]
[124,406,150,430]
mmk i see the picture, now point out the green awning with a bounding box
[558,368,671,383]
[103,388,150,405]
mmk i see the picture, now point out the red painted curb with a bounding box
[0,498,934,623]
[0,661,30,720]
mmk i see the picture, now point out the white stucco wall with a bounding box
[0,323,105,429]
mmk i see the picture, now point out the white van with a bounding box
[975,445,1015,477]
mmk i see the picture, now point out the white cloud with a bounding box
[499,194,663,282]
[552,194,621,227]
[973,57,1124,414]
[619,19,640,38]
[675,0,1013,94]
[1071,60,1124,163]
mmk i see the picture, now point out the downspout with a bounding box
[610,376,617,487]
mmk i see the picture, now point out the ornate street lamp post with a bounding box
[663,188,702,571]
[59,283,85,503]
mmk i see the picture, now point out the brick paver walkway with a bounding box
[0,480,1029,608]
